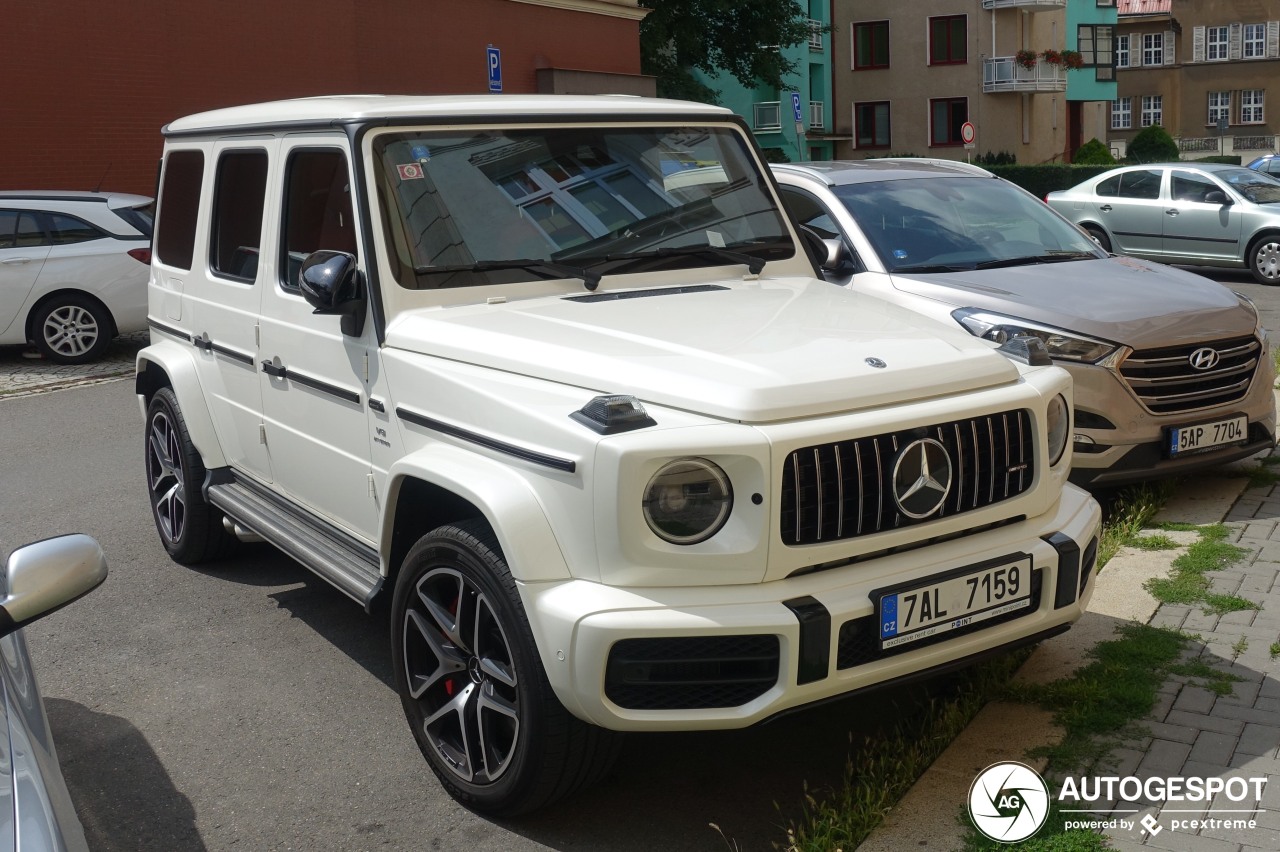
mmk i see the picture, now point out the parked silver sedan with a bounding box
[772,160,1276,487]
[1046,163,1280,284]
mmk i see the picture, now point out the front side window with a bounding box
[211,150,269,282]
[281,150,357,291]
[371,124,793,290]
[832,177,1099,273]
[855,102,891,148]
[1111,97,1132,130]
[929,15,966,65]
[155,150,205,271]
[1245,23,1266,58]
[1208,92,1231,127]
[1243,89,1266,124]
[853,20,890,69]
[1207,26,1228,61]
[1143,33,1164,65]
[930,98,968,146]
[1116,34,1130,68]
[1172,170,1221,202]
[1141,95,1163,127]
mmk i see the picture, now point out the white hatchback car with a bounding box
[0,191,152,363]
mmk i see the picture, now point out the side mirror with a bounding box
[1204,190,1231,205]
[2,535,107,638]
[298,250,366,337]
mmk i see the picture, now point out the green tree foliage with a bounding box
[640,0,814,102]
[1126,125,1179,163]
[1072,138,1116,165]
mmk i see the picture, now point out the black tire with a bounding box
[1083,224,1112,254]
[1248,234,1280,285]
[144,388,238,564]
[32,294,113,363]
[391,520,620,816]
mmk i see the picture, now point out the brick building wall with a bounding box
[3,0,647,195]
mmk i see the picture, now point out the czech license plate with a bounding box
[878,555,1033,650]
[1168,415,1247,458]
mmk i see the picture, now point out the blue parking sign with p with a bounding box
[791,92,803,123]
[487,46,502,93]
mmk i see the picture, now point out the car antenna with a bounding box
[93,163,112,193]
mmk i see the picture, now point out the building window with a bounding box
[1142,33,1164,65]
[853,20,890,70]
[753,102,782,131]
[855,101,891,148]
[1242,89,1266,124]
[1244,23,1266,58]
[1096,0,1116,6]
[1208,91,1231,126]
[1116,34,1130,68]
[929,16,967,65]
[808,19,823,51]
[930,97,968,146]
[1207,26,1228,60]
[1141,95,1163,127]
[1078,24,1116,81]
[1111,97,1132,130]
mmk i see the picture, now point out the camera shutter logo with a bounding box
[1189,347,1220,371]
[968,761,1051,843]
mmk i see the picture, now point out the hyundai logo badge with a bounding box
[1188,347,1220,371]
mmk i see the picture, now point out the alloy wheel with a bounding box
[42,304,101,359]
[402,566,520,785]
[147,410,186,543]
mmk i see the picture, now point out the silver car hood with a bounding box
[890,256,1256,347]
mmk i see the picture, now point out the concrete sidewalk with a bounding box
[0,331,145,398]
[861,463,1280,852]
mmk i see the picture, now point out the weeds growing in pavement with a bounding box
[1096,481,1174,567]
[1145,524,1254,614]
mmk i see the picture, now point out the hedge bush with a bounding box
[985,164,1117,197]
[1072,138,1116,166]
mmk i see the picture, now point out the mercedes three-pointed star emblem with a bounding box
[893,438,954,519]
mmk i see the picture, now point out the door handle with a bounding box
[261,360,287,378]
[1165,209,1179,216]
[1,257,33,265]
[1098,204,1112,212]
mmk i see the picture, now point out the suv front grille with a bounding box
[780,409,1034,546]
[1119,336,1260,415]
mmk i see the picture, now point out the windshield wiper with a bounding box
[581,245,766,277]
[414,259,602,291]
[893,262,978,273]
[970,252,1096,270]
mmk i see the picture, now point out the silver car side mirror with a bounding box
[1,535,108,637]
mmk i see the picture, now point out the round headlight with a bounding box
[1047,394,1070,467]
[642,458,733,545]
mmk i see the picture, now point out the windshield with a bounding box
[372,125,795,289]
[1215,167,1280,204]
[832,176,1103,273]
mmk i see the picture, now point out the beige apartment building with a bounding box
[831,1,1115,164]
[1112,0,1280,159]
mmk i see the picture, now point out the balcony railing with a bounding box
[981,0,1065,9]
[982,56,1066,93]
[809,101,825,130]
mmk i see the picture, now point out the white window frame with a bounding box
[1141,94,1163,127]
[1111,97,1132,129]
[1244,23,1266,58]
[1116,34,1130,68]
[808,19,823,51]
[753,102,782,131]
[1207,26,1229,60]
[1208,91,1231,126]
[1142,33,1164,65]
[1242,89,1266,124]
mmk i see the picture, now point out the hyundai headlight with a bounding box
[1047,394,1070,467]
[952,308,1118,364]
[642,459,733,545]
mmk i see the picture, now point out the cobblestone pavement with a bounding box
[0,331,146,398]
[1103,475,1280,852]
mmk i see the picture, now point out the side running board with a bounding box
[206,474,383,611]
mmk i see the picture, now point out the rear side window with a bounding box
[155,150,205,270]
[47,214,105,245]
[211,150,269,282]
[280,150,356,290]
[1117,169,1162,200]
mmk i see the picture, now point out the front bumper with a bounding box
[522,484,1100,731]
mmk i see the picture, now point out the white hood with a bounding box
[384,279,1021,423]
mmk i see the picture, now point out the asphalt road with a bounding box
[0,380,938,852]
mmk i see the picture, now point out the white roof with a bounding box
[165,94,733,135]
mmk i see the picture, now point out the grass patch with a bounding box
[1005,623,1235,770]
[961,800,1110,852]
[1096,481,1174,568]
[1270,642,1280,660]
[1145,524,1254,614]
[1129,534,1179,551]
[781,653,1027,852]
